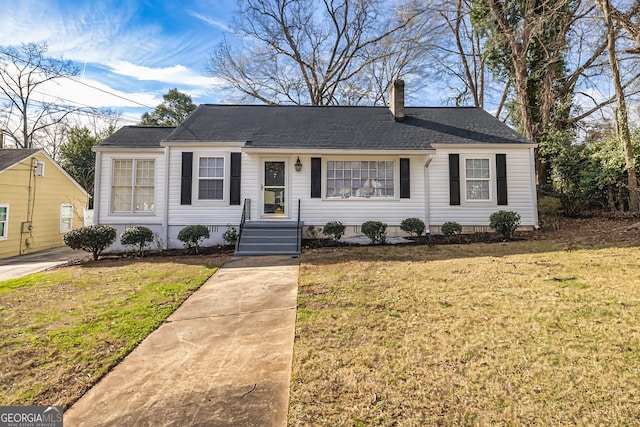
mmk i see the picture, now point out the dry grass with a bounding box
[0,255,228,409]
[289,239,640,426]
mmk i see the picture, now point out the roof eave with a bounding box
[242,147,436,155]
[431,142,537,149]
[160,140,247,148]
[92,146,165,153]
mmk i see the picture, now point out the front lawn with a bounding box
[290,239,640,425]
[0,255,227,408]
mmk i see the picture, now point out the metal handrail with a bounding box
[296,199,302,252]
[236,198,249,253]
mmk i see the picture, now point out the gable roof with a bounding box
[0,148,89,196]
[0,149,40,172]
[164,105,531,150]
[99,126,175,148]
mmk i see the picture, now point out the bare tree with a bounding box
[609,1,640,51]
[40,121,69,160]
[436,0,489,108]
[596,0,639,211]
[0,42,80,149]
[469,0,640,193]
[206,0,428,105]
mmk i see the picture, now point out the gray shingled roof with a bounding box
[99,126,175,147]
[0,149,40,172]
[97,105,531,150]
[165,105,530,150]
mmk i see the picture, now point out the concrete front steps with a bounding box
[235,221,302,255]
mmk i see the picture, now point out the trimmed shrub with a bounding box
[489,210,521,241]
[177,225,210,254]
[361,221,387,245]
[441,221,462,236]
[222,225,238,246]
[400,217,426,238]
[538,196,562,230]
[323,221,346,241]
[64,225,116,260]
[120,226,154,257]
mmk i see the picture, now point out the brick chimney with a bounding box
[389,79,405,121]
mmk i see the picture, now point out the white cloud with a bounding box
[36,76,161,110]
[189,11,232,33]
[106,60,225,87]
[1,0,234,131]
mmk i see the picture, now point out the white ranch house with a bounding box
[93,81,538,255]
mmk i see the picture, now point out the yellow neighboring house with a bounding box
[0,149,89,259]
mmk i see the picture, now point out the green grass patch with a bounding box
[0,255,228,408]
[290,240,640,426]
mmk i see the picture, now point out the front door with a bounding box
[262,160,287,217]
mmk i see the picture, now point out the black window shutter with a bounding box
[449,154,460,205]
[400,158,410,199]
[496,154,508,205]
[311,157,321,198]
[230,152,241,205]
[180,152,193,205]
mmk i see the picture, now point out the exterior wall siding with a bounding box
[0,153,88,258]
[166,147,244,249]
[428,147,537,228]
[95,145,537,250]
[96,150,166,251]
[290,154,428,229]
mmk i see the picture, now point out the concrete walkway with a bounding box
[64,255,300,427]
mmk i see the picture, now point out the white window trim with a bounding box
[193,152,230,205]
[110,158,156,215]
[323,157,399,200]
[0,204,8,240]
[60,203,73,233]
[461,154,494,203]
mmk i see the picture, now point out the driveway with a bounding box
[0,246,88,282]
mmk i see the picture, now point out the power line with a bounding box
[61,74,155,109]
[0,47,156,110]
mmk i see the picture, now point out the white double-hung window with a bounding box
[60,204,73,233]
[326,160,395,198]
[198,157,225,200]
[0,205,8,240]
[464,158,491,201]
[112,159,155,213]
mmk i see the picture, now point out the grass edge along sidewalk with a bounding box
[0,255,228,409]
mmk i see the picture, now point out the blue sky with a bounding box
[0,0,237,125]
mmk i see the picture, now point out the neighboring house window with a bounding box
[0,205,8,240]
[33,160,45,177]
[326,160,395,198]
[465,158,491,200]
[198,157,224,200]
[60,204,73,233]
[112,159,155,213]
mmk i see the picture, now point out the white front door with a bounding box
[262,160,287,217]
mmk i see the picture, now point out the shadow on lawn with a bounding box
[299,228,640,266]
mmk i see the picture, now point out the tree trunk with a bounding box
[598,0,639,211]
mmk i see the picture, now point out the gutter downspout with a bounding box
[163,147,170,249]
[93,151,102,225]
[424,154,434,240]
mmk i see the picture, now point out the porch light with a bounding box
[295,157,302,172]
